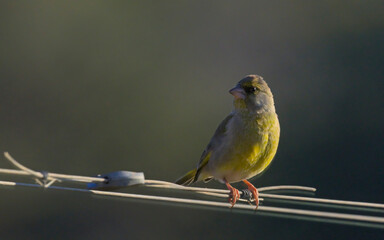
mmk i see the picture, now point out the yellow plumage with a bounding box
[176,75,280,207]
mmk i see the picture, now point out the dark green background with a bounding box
[0,1,383,239]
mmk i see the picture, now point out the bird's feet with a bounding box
[242,179,259,209]
[225,180,240,207]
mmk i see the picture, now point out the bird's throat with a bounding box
[233,99,247,110]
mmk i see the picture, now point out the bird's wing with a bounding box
[194,113,234,181]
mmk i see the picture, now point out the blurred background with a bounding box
[0,1,383,239]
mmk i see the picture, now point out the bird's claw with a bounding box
[228,187,240,207]
[225,180,240,207]
[242,180,259,209]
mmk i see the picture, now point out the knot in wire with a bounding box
[40,171,49,181]
[35,170,58,188]
[3,152,59,188]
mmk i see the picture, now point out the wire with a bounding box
[0,180,383,229]
[2,152,105,184]
[1,152,383,229]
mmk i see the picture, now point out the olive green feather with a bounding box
[175,168,197,185]
[175,74,279,186]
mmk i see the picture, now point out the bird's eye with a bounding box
[244,86,259,93]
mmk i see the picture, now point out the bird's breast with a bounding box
[208,112,280,182]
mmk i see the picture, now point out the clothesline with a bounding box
[0,152,383,229]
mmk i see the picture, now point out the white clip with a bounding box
[87,171,145,190]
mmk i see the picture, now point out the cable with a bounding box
[1,152,383,229]
[0,180,383,229]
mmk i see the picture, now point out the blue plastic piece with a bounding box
[87,171,145,190]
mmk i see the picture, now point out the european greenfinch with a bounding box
[176,75,280,208]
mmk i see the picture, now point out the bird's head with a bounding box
[229,75,275,113]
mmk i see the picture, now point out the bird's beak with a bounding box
[229,86,246,100]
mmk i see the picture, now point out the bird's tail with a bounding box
[175,169,197,185]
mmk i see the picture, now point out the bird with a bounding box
[175,74,280,208]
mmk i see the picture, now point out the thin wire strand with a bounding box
[1,152,384,210]
[144,180,317,193]
[143,182,384,210]
[0,153,312,205]
[260,193,384,209]
[1,151,384,228]
[2,152,105,183]
[4,152,45,179]
[0,180,383,229]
